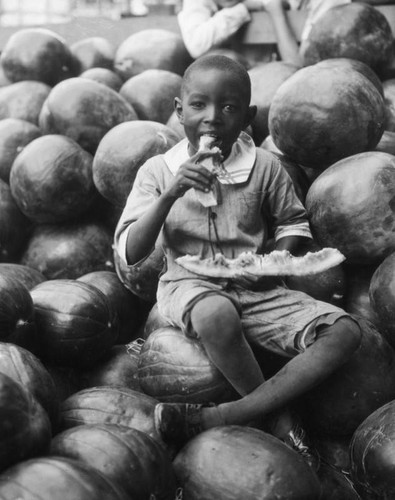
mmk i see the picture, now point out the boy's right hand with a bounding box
[165,151,219,200]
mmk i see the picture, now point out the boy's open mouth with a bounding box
[200,133,222,149]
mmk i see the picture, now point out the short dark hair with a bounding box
[181,54,252,104]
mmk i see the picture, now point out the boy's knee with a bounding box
[190,294,241,345]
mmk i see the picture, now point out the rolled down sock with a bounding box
[194,136,222,207]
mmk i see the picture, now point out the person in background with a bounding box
[121,0,149,17]
[177,0,278,66]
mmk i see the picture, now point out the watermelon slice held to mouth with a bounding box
[176,248,346,278]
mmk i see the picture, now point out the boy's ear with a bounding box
[174,97,184,124]
[244,105,257,128]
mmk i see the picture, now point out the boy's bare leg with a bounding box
[190,295,265,398]
[202,317,361,428]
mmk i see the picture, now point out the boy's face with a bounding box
[175,68,256,159]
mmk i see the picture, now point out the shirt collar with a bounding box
[163,131,256,185]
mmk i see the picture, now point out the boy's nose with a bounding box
[204,105,222,123]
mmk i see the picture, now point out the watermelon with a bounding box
[344,264,380,326]
[0,179,32,262]
[10,134,97,224]
[0,456,129,500]
[51,424,178,500]
[80,67,123,91]
[0,372,51,472]
[300,3,394,76]
[31,279,118,367]
[138,327,237,404]
[92,120,179,207]
[59,386,163,445]
[298,317,395,436]
[114,29,191,80]
[173,426,321,500]
[269,64,385,169]
[0,80,50,124]
[21,220,114,279]
[306,151,395,265]
[249,61,300,145]
[0,273,36,351]
[78,344,142,392]
[38,77,138,154]
[120,69,182,123]
[350,400,395,499]
[70,36,116,73]
[0,263,45,290]
[383,78,395,132]
[0,342,59,429]
[77,270,143,344]
[0,118,41,183]
[369,251,395,349]
[0,28,78,86]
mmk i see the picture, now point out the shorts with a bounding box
[157,278,348,358]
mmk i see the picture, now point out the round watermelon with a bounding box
[0,456,129,500]
[138,327,236,404]
[80,67,123,91]
[0,342,59,428]
[51,424,178,500]
[344,264,380,326]
[77,270,143,344]
[268,64,385,169]
[0,28,78,85]
[78,344,142,392]
[114,29,191,80]
[383,78,395,132]
[298,317,395,436]
[306,151,395,264]
[249,61,300,145]
[0,118,41,183]
[38,77,138,154]
[92,120,179,207]
[120,69,182,123]
[369,251,395,349]
[350,400,395,499]
[10,134,97,224]
[300,2,394,76]
[21,220,114,279]
[0,179,32,262]
[59,386,163,445]
[0,372,51,473]
[0,263,45,290]
[0,81,51,124]
[31,279,119,367]
[70,36,116,73]
[0,272,36,350]
[173,426,321,500]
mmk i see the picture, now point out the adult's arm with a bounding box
[177,0,252,58]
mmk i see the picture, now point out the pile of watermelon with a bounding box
[0,3,395,497]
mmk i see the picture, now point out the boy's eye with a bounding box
[190,101,205,109]
[224,104,237,112]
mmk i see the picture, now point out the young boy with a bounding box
[114,55,361,455]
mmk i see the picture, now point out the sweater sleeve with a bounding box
[177,0,251,58]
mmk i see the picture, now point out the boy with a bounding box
[114,55,361,455]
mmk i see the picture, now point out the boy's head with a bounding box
[175,55,256,158]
